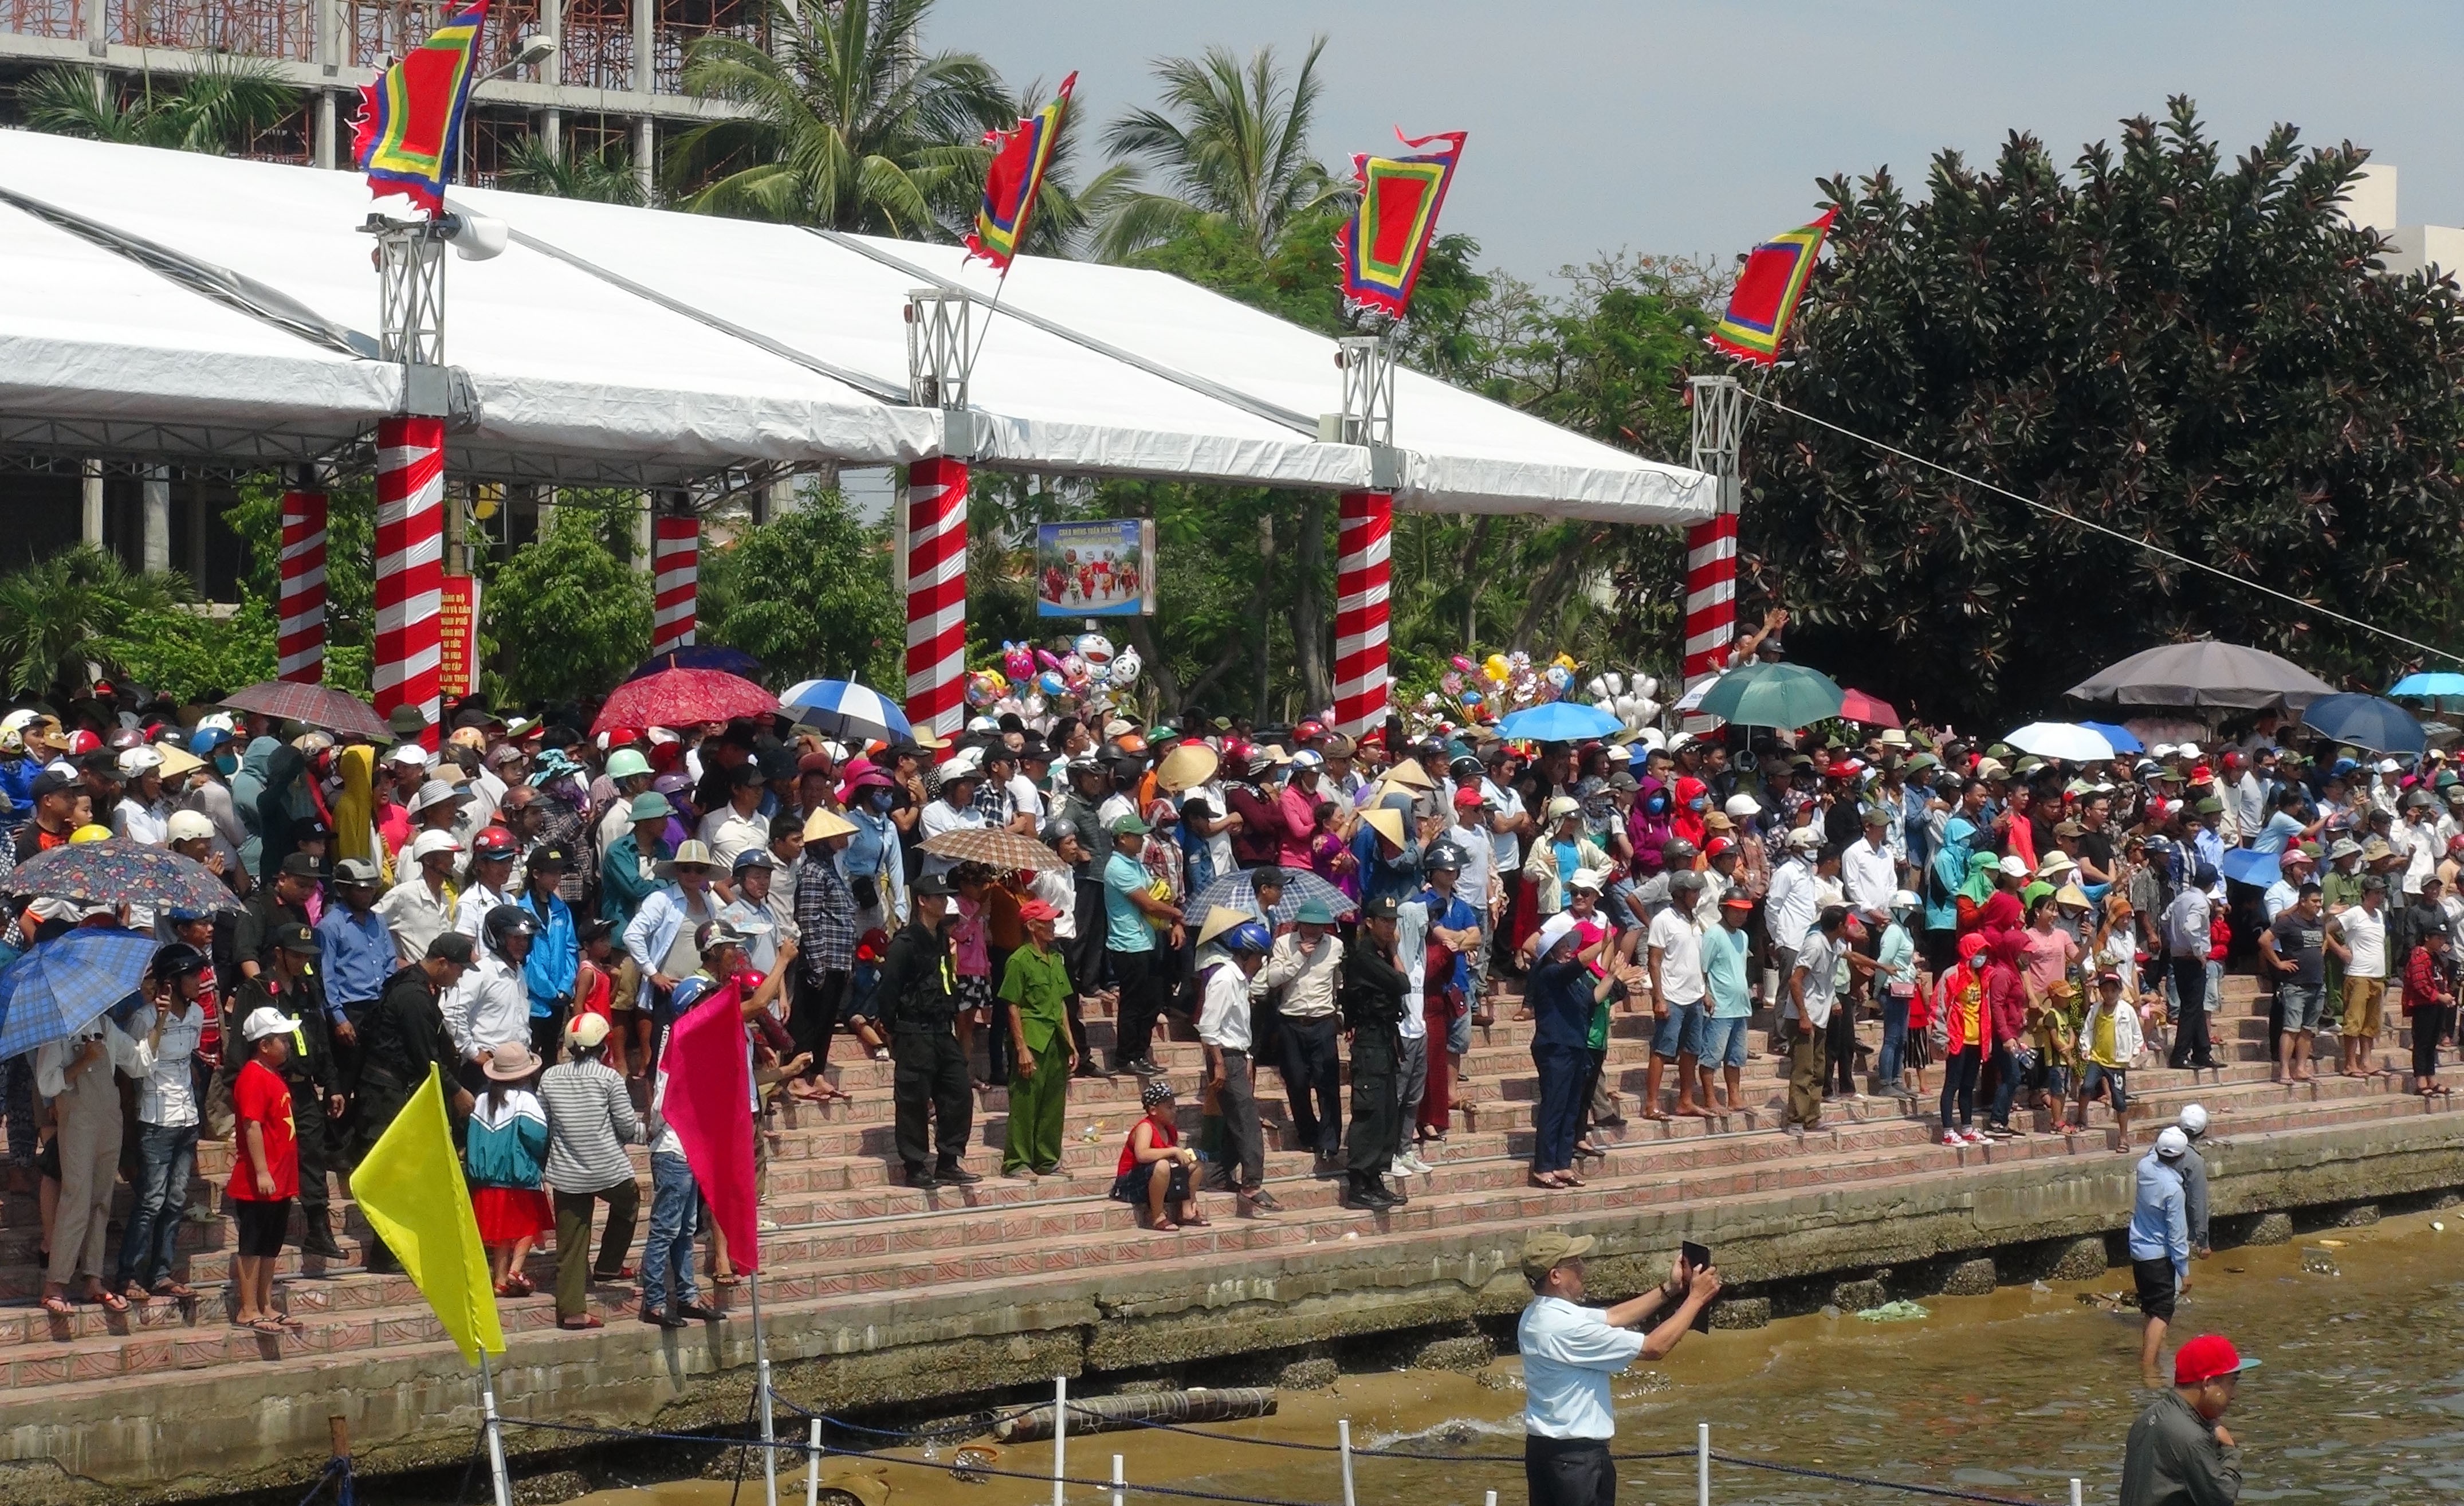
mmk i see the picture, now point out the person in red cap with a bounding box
[2121,1332,2254,1506]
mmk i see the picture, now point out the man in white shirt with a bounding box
[451,826,519,940]
[1645,873,1710,1119]
[1518,1229,1721,1506]
[2396,792,2441,899]
[1763,828,1821,998]
[1783,906,1873,1135]
[378,830,462,963]
[2331,876,2390,1079]
[917,753,989,880]
[1256,902,1346,1165]
[697,764,772,872]
[1196,915,1279,1211]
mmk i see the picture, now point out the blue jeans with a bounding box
[1878,994,1911,1086]
[1694,1013,1752,1069]
[115,1121,197,1290]
[1650,1001,1705,1060]
[640,1151,700,1314]
[1988,1042,2023,1126]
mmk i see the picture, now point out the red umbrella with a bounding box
[221,681,392,740]
[591,668,777,735]
[1838,689,1901,728]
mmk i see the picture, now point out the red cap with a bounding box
[1705,836,1734,857]
[1452,786,1488,808]
[1018,898,1062,923]
[602,725,642,747]
[1825,760,1858,779]
[2172,1334,2258,1386]
[2191,764,2214,783]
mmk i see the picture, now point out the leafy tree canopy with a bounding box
[484,510,653,704]
[699,489,903,688]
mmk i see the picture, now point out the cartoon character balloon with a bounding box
[1108,645,1142,687]
[1075,632,1115,668]
[1002,641,1036,684]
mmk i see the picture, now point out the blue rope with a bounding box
[294,1456,352,1506]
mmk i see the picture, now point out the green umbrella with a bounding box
[1695,662,1846,729]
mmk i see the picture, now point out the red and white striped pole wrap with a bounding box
[1331,490,1394,741]
[372,414,445,749]
[276,474,328,684]
[1680,511,1739,732]
[650,508,699,656]
[903,457,969,743]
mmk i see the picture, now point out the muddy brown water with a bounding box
[564,1209,2464,1506]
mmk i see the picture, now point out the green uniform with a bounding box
[999,944,1074,1173]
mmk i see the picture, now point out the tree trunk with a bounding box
[1459,513,1491,645]
[1291,496,1331,713]
[1507,527,1598,649]
[1254,512,1275,723]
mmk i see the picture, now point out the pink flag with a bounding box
[659,982,760,1272]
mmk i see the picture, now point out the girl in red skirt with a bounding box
[465,1044,552,1296]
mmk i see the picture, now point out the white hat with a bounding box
[2174,742,2201,758]
[1568,867,1605,893]
[1889,888,1919,911]
[2376,758,2402,774]
[1723,794,1761,819]
[1544,795,1582,821]
[1997,854,2031,878]
[1667,731,1694,752]
[1633,728,1668,752]
[387,743,431,770]
[166,809,215,844]
[2178,1103,2208,1137]
[1534,911,1579,956]
[407,779,469,815]
[241,1006,301,1042]
[410,829,463,861]
[1602,744,1631,764]
[1785,826,1822,850]
[194,712,236,735]
[940,746,986,780]
[117,746,163,776]
[2155,1126,2191,1159]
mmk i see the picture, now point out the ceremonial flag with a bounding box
[1336,130,1467,319]
[351,1065,503,1364]
[661,981,760,1273]
[1707,208,1836,365]
[966,72,1075,271]
[352,0,491,217]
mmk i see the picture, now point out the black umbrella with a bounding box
[2067,641,2335,711]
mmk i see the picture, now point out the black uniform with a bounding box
[1340,935,1409,1197]
[350,964,459,1160]
[229,969,343,1255]
[232,890,311,978]
[873,918,973,1182]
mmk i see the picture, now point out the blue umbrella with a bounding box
[2301,692,2424,756]
[2080,721,2143,754]
[0,928,160,1060]
[2218,848,2280,889]
[2388,671,2464,699]
[626,644,764,681]
[779,679,913,745]
[1495,701,1623,742]
[1189,867,1358,926]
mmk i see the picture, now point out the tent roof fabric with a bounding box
[0,131,1712,523]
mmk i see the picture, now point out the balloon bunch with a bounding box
[1433,649,1580,721]
[973,630,1142,723]
[1582,671,1661,736]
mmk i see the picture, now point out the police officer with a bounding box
[873,872,979,1189]
[1341,893,1411,1211]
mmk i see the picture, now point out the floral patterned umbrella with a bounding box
[590,668,778,736]
[12,838,239,914]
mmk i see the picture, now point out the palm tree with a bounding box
[0,546,188,697]
[1090,40,1338,263]
[498,138,649,206]
[21,58,296,156]
[669,0,1011,234]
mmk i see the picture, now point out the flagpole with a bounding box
[477,1351,514,1506]
[960,267,1015,391]
[752,1268,778,1506]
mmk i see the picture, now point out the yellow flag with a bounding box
[352,1064,504,1363]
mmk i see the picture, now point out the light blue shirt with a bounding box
[2127,1151,2190,1280]
[1103,851,1156,954]
[1519,1295,1646,1440]
[1701,924,1752,1019]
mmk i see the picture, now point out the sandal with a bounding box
[92,1289,129,1315]
[1183,1214,1212,1227]
[249,1318,290,1336]
[151,1280,196,1301]
[40,1293,73,1317]
[1151,1219,1181,1233]
[276,1312,304,1331]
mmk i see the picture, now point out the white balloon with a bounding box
[1109,646,1142,687]
[1636,675,1658,699]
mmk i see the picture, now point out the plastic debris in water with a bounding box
[1856,1300,1931,1322]
[2301,1246,2340,1277]
[1819,1304,1842,1320]
[2030,1280,2052,1295]
[2434,1222,2447,1233]
[951,1446,999,1483]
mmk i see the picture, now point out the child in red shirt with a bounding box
[229,1008,302,1335]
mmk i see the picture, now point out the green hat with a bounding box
[2195,796,2225,814]
[1905,752,1941,772]
[1110,814,1150,837]
[628,791,670,822]
[1294,899,1337,925]
[1860,803,1889,825]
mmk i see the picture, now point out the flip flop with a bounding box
[92,1290,129,1315]
[151,1281,196,1301]
[249,1318,289,1336]
[39,1294,72,1317]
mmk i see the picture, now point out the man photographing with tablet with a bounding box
[1518,1229,1722,1506]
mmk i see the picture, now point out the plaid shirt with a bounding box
[794,850,858,978]
[972,778,1015,827]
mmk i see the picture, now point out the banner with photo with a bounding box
[1036,519,1155,617]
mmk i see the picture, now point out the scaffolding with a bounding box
[2,0,76,42]
[110,0,309,55]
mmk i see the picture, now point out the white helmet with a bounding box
[2178,1104,2208,1138]
[1724,794,1761,819]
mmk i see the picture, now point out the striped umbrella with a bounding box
[1189,868,1358,927]
[0,928,160,1060]
[779,679,912,745]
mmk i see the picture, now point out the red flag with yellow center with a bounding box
[967,73,1075,271]
[352,0,490,217]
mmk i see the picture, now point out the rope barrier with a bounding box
[292,1456,353,1506]
[1711,1450,2051,1506]
[1075,1409,1691,1465]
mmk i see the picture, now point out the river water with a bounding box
[569,1209,2464,1506]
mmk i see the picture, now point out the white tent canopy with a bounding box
[0,130,1713,521]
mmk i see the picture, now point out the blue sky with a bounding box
[924,0,2464,284]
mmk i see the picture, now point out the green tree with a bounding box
[21,58,296,155]
[95,598,279,703]
[484,511,652,704]
[1091,40,1337,263]
[1744,99,2464,724]
[0,545,186,697]
[670,0,1009,233]
[700,490,902,687]
[497,138,647,206]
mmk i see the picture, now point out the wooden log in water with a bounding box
[992,1387,1278,1444]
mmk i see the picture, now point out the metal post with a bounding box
[141,465,171,574]
[1110,1454,1123,1506]
[2070,1481,2082,1506]
[1681,373,1745,732]
[1698,1422,1711,1506]
[1484,1494,1497,1506]
[79,458,103,546]
[805,1418,822,1506]
[477,1351,513,1506]
[1052,1375,1067,1506]
[1338,1420,1356,1506]
[752,1270,777,1506]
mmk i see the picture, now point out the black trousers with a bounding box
[1112,947,1165,1069]
[285,1078,334,1232]
[1211,1049,1264,1190]
[890,1027,973,1172]
[2415,1003,2453,1080]
[791,968,848,1078]
[1828,997,1859,1095]
[1525,1436,1615,1506]
[1278,1014,1342,1158]
[2168,958,2213,1068]
[1346,1032,1398,1180]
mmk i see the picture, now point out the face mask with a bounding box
[1646,795,1668,814]
[866,789,893,813]
[1688,797,1708,811]
[214,755,239,776]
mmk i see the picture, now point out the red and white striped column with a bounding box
[1331,490,1394,741]
[1680,512,1739,730]
[372,415,445,748]
[650,501,699,656]
[276,469,328,685]
[903,457,968,742]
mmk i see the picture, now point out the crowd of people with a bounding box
[0,665,2454,1322]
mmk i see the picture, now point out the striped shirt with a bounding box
[537,1057,640,1193]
